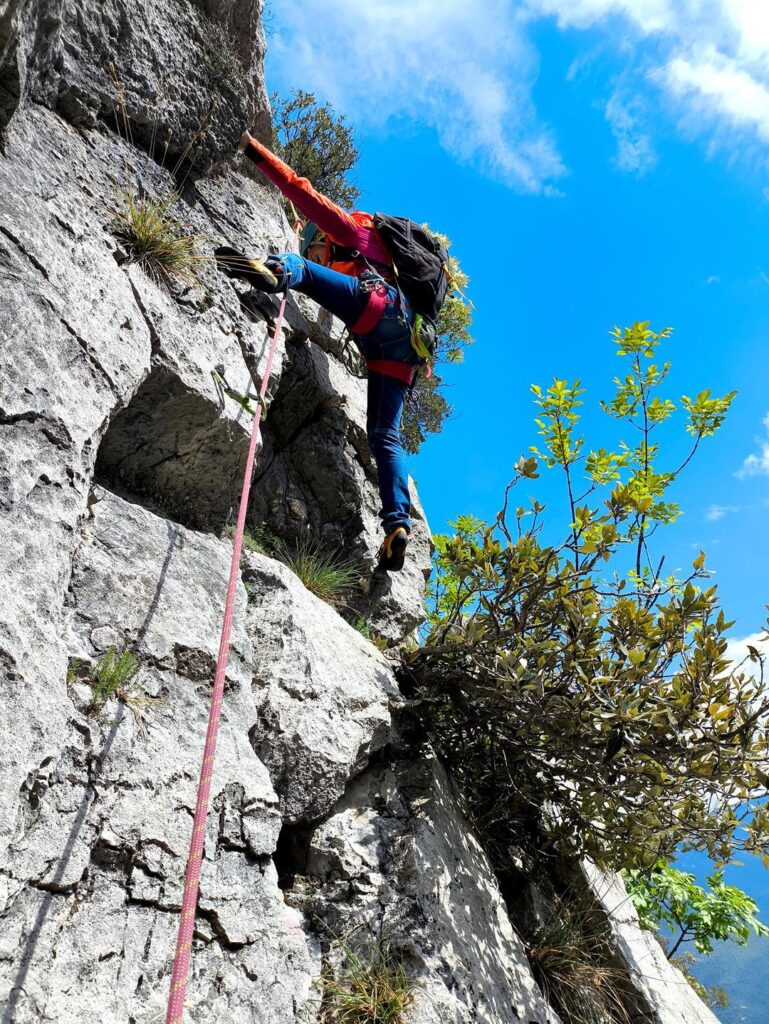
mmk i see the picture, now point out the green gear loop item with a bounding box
[211,367,267,420]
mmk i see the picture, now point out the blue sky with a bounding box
[266,1,769,1013]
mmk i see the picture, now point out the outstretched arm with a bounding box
[241,132,362,249]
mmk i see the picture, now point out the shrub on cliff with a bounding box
[404,323,769,872]
[108,66,212,289]
[271,89,361,208]
[112,188,208,287]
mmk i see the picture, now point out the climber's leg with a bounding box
[265,253,369,323]
[215,247,369,323]
[214,246,280,291]
[366,369,412,536]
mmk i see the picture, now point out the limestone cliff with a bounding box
[0,3,720,1022]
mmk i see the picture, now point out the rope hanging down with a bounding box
[165,225,299,1024]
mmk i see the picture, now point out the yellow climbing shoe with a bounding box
[377,526,409,572]
[215,246,280,292]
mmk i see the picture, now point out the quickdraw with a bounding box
[211,365,267,420]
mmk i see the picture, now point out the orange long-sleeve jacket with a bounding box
[244,139,393,278]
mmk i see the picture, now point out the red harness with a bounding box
[349,280,388,334]
[349,282,418,386]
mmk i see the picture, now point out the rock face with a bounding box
[582,865,721,1024]
[0,3,720,1023]
[297,752,564,1024]
[0,0,270,160]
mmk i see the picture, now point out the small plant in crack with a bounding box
[112,187,208,288]
[106,63,214,291]
[200,16,247,90]
[66,657,85,685]
[87,648,141,711]
[317,938,414,1024]
[352,618,389,652]
[275,536,361,608]
[70,648,165,735]
[221,522,279,557]
[526,895,632,1024]
[232,522,363,608]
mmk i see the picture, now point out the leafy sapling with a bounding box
[625,864,769,959]
[410,324,766,873]
[625,863,769,1007]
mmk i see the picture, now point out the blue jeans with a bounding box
[266,253,418,533]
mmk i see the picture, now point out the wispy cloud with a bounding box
[529,0,769,158]
[736,412,769,478]
[268,0,566,194]
[605,91,657,174]
[663,49,769,144]
[269,0,769,192]
[705,503,737,521]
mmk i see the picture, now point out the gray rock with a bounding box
[0,0,270,163]
[1,487,316,1023]
[243,550,400,824]
[299,750,563,1024]
[583,862,721,1024]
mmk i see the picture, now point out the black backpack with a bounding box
[372,214,450,325]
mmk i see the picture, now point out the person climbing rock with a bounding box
[215,132,447,573]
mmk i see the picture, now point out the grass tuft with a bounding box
[276,537,360,607]
[352,618,389,651]
[527,898,632,1024]
[221,523,279,557]
[318,942,414,1024]
[68,648,164,735]
[112,187,208,287]
[225,523,361,609]
[87,648,141,711]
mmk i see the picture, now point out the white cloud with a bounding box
[736,412,769,478]
[528,0,676,34]
[268,0,566,194]
[725,631,769,678]
[663,49,769,142]
[529,0,769,157]
[705,503,737,520]
[605,92,657,174]
[706,274,720,284]
[268,0,769,193]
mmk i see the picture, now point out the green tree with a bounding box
[271,89,361,208]
[404,324,769,873]
[626,863,769,957]
[401,230,473,453]
[625,863,768,1007]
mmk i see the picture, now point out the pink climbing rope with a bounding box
[165,229,298,1024]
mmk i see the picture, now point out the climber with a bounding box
[215,132,447,573]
